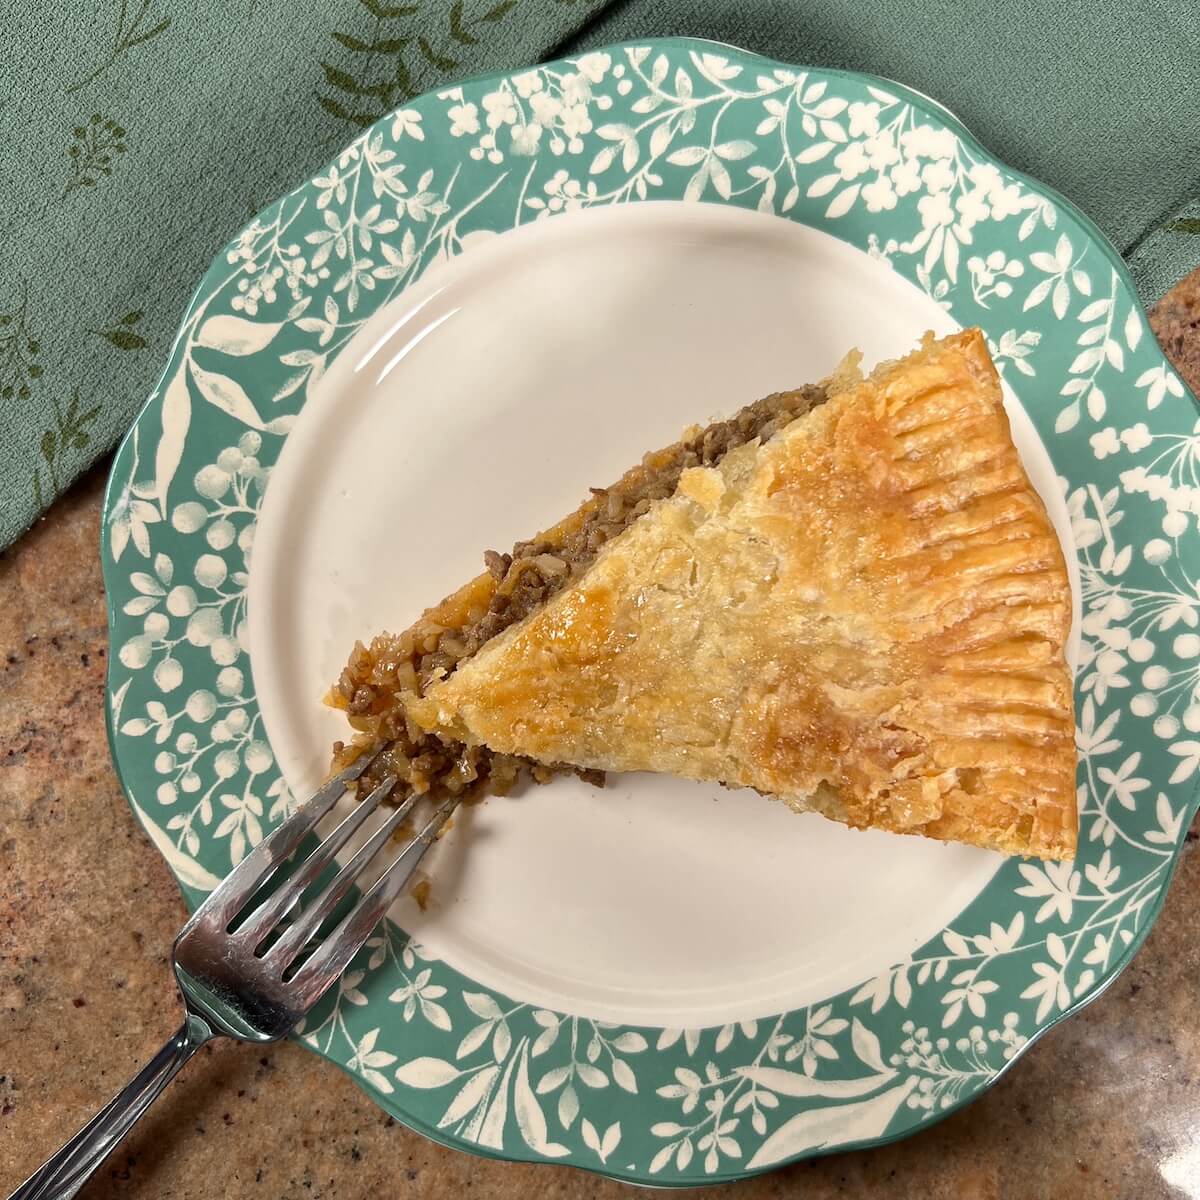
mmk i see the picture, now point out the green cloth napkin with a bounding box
[3,0,1198,549]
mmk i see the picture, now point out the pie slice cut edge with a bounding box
[398,330,1077,859]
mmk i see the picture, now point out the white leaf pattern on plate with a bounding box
[101,38,1200,1184]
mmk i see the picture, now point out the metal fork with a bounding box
[11,750,457,1200]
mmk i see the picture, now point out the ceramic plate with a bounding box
[103,38,1200,1184]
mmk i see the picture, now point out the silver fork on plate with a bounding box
[11,750,455,1200]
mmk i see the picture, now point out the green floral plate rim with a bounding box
[101,37,1200,1185]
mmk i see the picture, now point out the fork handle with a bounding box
[9,1013,215,1200]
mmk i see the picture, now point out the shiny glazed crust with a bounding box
[407,331,1077,859]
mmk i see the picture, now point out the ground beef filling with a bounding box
[331,383,828,800]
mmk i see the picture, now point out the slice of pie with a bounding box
[331,330,1077,859]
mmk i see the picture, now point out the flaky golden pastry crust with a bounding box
[406,331,1077,859]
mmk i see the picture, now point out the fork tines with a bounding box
[179,747,460,1007]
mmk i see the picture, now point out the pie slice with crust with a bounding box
[332,330,1077,859]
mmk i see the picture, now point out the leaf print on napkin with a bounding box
[0,282,42,402]
[318,0,421,127]
[66,0,171,94]
[64,114,127,197]
[33,390,102,508]
[318,0,526,128]
[90,309,148,351]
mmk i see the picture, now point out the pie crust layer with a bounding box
[405,331,1077,859]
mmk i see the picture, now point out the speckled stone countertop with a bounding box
[4,273,1200,1199]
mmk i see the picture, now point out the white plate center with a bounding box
[249,201,1074,1028]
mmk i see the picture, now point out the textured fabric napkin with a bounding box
[2,0,1197,548]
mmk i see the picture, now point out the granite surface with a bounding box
[3,272,1200,1199]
